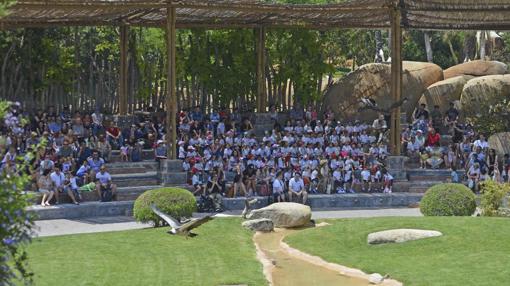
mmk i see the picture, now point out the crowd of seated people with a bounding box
[3,99,509,207]
[401,101,510,192]
[0,102,167,206]
[177,105,396,205]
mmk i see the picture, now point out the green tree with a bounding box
[0,101,38,286]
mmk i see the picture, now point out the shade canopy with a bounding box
[1,0,510,30]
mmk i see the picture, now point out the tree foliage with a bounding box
[0,1,508,112]
[0,101,38,286]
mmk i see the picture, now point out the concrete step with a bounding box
[160,160,184,173]
[29,193,425,220]
[395,181,443,193]
[106,160,159,170]
[161,172,188,185]
[29,201,135,220]
[29,185,163,205]
[112,172,159,187]
[108,167,152,175]
[407,169,463,181]
[109,149,155,162]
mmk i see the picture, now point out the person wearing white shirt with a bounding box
[473,135,489,151]
[332,168,344,193]
[383,170,394,193]
[95,165,117,201]
[63,172,81,204]
[50,167,78,205]
[272,172,286,202]
[360,167,372,192]
[288,173,307,204]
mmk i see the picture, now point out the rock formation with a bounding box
[460,75,510,116]
[418,75,473,114]
[247,202,311,228]
[242,218,274,232]
[489,132,510,158]
[322,61,443,122]
[444,60,507,79]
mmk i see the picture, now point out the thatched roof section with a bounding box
[0,0,391,29]
[402,0,510,30]
[1,0,510,30]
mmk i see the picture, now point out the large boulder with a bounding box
[367,229,443,245]
[242,218,274,232]
[418,75,473,114]
[247,202,311,228]
[322,61,443,122]
[444,60,507,79]
[460,75,510,115]
[489,132,510,158]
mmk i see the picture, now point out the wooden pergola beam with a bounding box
[119,25,128,115]
[390,2,403,156]
[0,21,392,30]
[166,6,177,160]
[15,0,386,13]
[256,27,266,113]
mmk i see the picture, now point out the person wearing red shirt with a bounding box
[106,122,123,148]
[426,128,441,147]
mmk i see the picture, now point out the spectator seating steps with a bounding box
[159,159,185,172]
[28,185,162,205]
[112,172,160,187]
[106,161,159,174]
[254,124,274,138]
[407,169,463,181]
[109,149,155,162]
[28,193,425,220]
[161,172,188,185]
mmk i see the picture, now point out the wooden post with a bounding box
[256,27,266,112]
[166,7,177,159]
[119,25,129,115]
[390,3,402,155]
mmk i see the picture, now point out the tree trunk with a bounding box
[374,30,384,63]
[424,32,433,63]
[480,30,487,60]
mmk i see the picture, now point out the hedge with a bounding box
[133,187,196,226]
[420,183,476,216]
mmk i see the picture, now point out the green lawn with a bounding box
[285,217,510,286]
[26,218,266,286]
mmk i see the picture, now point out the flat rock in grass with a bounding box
[242,218,274,232]
[367,229,442,245]
[368,273,384,284]
[247,202,311,228]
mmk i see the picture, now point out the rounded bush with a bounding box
[133,187,196,226]
[420,183,476,216]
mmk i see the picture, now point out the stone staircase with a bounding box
[28,154,450,220]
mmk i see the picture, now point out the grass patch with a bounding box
[26,218,266,286]
[285,217,510,286]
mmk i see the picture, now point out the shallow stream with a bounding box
[253,228,371,286]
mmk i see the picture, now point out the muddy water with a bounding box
[254,228,371,286]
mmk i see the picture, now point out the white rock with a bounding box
[367,229,442,245]
[242,218,274,232]
[369,273,384,284]
[247,202,311,228]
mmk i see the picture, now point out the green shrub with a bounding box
[133,188,196,226]
[480,180,510,216]
[420,183,476,216]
